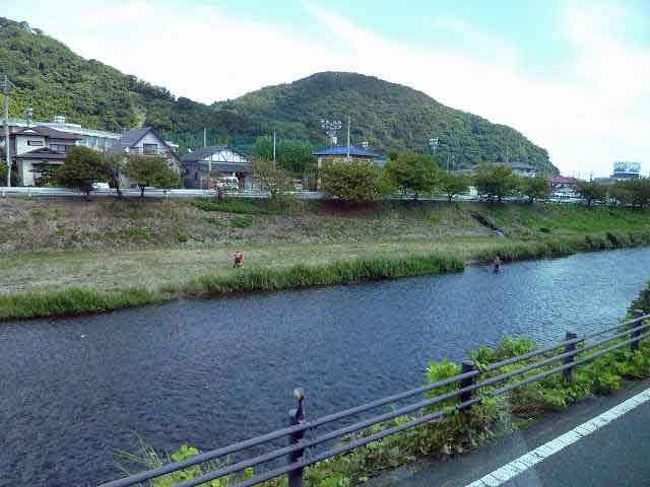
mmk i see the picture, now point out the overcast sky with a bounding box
[6,0,650,177]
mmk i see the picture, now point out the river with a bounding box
[1,248,649,486]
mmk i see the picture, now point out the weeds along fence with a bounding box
[100,310,650,487]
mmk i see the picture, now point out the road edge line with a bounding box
[464,386,650,487]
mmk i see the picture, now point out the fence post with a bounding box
[288,388,306,487]
[563,331,578,382]
[459,361,475,411]
[631,310,645,352]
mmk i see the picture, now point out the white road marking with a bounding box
[465,386,650,487]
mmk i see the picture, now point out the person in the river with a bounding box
[493,255,502,273]
[233,250,245,268]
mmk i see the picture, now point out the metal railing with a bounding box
[96,310,647,486]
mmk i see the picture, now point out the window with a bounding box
[143,143,158,155]
[50,144,67,153]
[27,140,44,146]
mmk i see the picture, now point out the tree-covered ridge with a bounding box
[0,17,557,173]
[0,17,244,140]
[224,72,556,173]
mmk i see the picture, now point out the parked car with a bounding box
[215,176,240,191]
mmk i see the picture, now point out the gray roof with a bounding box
[183,159,251,173]
[213,162,250,173]
[181,146,247,162]
[14,126,81,140]
[119,127,153,148]
[505,161,536,171]
[313,145,385,159]
[14,146,67,161]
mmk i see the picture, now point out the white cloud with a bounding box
[5,0,649,176]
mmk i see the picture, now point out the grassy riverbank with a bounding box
[1,198,649,320]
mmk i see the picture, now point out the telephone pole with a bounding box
[2,74,11,187]
[346,116,351,160]
[272,131,276,163]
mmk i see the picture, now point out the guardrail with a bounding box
[99,311,649,487]
[0,187,323,200]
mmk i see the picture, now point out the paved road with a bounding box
[370,379,650,487]
[502,401,650,487]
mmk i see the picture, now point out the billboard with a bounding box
[613,161,641,175]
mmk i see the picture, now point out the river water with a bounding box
[1,248,649,486]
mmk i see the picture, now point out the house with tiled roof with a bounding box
[11,126,81,186]
[180,146,251,189]
[118,127,179,164]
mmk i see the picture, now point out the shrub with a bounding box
[321,161,385,201]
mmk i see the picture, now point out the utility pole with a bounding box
[346,116,351,160]
[203,127,207,148]
[272,131,276,164]
[3,74,11,187]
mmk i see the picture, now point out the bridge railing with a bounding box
[99,311,650,487]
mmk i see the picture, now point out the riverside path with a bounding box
[373,378,650,487]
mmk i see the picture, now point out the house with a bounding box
[549,175,581,196]
[118,126,181,187]
[41,115,121,152]
[180,146,251,190]
[505,161,537,178]
[314,145,386,167]
[119,127,179,163]
[11,126,81,186]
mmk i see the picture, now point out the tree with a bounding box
[630,178,650,208]
[321,160,385,201]
[518,176,550,204]
[251,158,292,198]
[439,172,469,202]
[35,165,57,187]
[254,136,314,177]
[474,163,518,202]
[123,154,180,198]
[384,152,440,199]
[575,181,608,208]
[611,178,650,208]
[609,181,634,206]
[103,150,126,197]
[0,159,6,183]
[56,146,108,195]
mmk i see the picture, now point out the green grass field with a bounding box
[1,198,649,320]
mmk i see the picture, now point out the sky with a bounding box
[5,0,650,177]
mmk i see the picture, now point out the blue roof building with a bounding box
[313,144,387,166]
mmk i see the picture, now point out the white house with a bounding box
[11,126,81,186]
[180,146,251,189]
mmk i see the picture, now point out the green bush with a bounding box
[231,216,253,228]
[192,199,266,215]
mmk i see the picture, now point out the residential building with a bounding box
[11,126,81,186]
[180,146,251,189]
[118,126,181,187]
[505,161,537,178]
[549,175,581,196]
[313,145,387,168]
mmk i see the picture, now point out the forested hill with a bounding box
[0,17,557,173]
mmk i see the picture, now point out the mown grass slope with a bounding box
[1,198,648,320]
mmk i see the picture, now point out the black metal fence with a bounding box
[99,310,649,487]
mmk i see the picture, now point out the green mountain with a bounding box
[0,17,557,173]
